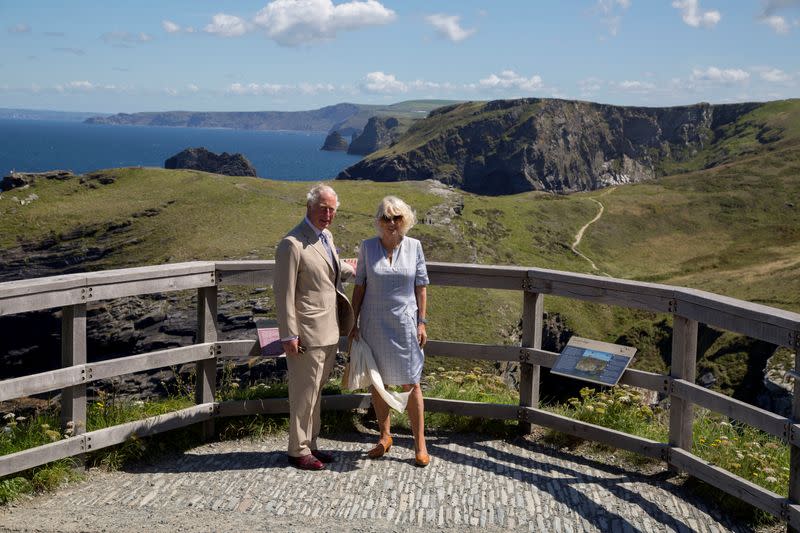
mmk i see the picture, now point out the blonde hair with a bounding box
[374,196,416,236]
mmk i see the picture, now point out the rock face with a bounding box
[321,131,349,151]
[338,98,762,195]
[164,147,257,177]
[347,116,402,155]
[1,170,74,191]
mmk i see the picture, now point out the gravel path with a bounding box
[0,431,753,532]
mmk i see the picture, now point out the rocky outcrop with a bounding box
[164,147,257,177]
[338,98,763,195]
[1,170,74,191]
[347,116,402,155]
[321,131,349,151]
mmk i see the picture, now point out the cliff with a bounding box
[337,98,765,194]
[347,116,404,155]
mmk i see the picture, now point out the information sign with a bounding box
[550,336,637,386]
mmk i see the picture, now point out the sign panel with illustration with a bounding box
[550,336,637,386]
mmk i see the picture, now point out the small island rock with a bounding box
[321,131,349,151]
[164,147,257,177]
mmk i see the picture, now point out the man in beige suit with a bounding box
[274,184,355,470]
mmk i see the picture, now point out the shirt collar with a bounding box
[304,216,325,237]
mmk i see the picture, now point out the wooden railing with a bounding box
[1,261,799,526]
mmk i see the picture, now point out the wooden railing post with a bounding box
[61,304,87,444]
[196,286,218,440]
[519,289,543,434]
[790,343,800,533]
[668,315,698,465]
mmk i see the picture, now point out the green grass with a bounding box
[543,385,789,526]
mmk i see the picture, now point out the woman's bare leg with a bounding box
[370,385,392,445]
[403,384,427,456]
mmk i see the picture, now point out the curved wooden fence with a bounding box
[1,261,799,526]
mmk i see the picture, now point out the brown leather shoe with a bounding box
[366,436,393,459]
[288,454,325,470]
[414,452,430,467]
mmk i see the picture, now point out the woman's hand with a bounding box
[417,323,427,347]
[349,324,360,341]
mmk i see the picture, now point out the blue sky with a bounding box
[2,0,799,113]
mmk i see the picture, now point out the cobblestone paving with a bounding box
[1,432,752,532]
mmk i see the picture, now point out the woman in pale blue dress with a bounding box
[349,196,430,467]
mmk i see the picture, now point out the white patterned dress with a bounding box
[354,236,429,385]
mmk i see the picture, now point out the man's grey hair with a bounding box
[306,183,339,209]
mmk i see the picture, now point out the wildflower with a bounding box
[585,405,595,412]
[15,416,26,422]
[3,413,14,421]
[736,452,744,460]
[2,426,11,434]
[765,476,778,484]
[45,429,61,442]
[763,467,775,474]
[720,421,730,427]
[40,423,50,430]
[437,367,445,373]
[618,395,631,404]
[595,407,606,415]
[65,420,75,428]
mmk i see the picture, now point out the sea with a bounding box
[0,118,362,181]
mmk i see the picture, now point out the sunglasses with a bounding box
[381,215,403,223]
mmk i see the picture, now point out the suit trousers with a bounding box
[286,344,338,457]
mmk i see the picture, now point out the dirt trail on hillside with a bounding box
[571,187,615,273]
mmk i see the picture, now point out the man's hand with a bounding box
[282,338,302,356]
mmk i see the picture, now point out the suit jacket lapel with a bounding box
[300,222,335,275]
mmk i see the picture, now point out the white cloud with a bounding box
[361,71,407,93]
[227,82,300,95]
[759,67,791,82]
[425,14,476,42]
[187,84,200,93]
[204,13,251,37]
[579,77,604,95]
[595,0,631,36]
[760,15,791,33]
[252,0,396,46]
[101,31,154,47]
[672,0,721,28]
[298,82,337,94]
[691,66,749,83]
[479,70,544,92]
[162,20,181,33]
[8,23,31,34]
[618,80,657,92]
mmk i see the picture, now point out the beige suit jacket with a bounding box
[274,219,355,347]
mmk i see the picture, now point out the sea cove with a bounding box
[0,119,362,180]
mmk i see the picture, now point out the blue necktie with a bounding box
[319,232,335,266]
